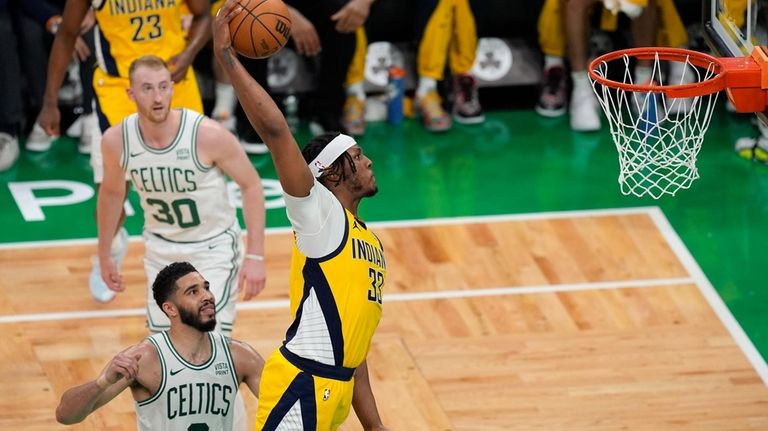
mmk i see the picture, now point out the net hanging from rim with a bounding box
[589,48,722,199]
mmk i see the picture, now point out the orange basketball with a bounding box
[229,0,292,59]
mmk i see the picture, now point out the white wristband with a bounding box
[245,254,264,261]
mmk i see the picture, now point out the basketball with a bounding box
[229,0,292,59]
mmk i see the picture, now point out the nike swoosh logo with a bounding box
[170,368,185,376]
[208,244,217,250]
[130,151,145,157]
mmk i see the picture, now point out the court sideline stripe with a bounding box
[648,207,768,387]
[0,277,694,324]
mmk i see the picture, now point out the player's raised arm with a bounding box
[55,344,148,424]
[211,0,314,198]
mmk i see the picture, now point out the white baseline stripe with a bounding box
[0,207,657,250]
[648,207,768,387]
[0,277,693,324]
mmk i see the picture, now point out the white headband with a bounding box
[308,134,357,178]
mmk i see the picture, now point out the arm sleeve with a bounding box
[283,180,347,259]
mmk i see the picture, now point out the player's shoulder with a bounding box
[101,121,125,148]
[194,115,239,150]
[227,337,261,360]
[195,114,232,138]
[131,339,161,364]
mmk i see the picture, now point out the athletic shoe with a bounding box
[342,96,366,136]
[417,90,452,132]
[89,227,129,303]
[569,83,601,131]
[535,65,568,118]
[452,74,484,124]
[735,135,768,164]
[26,123,54,152]
[0,132,19,171]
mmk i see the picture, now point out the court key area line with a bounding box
[0,276,694,324]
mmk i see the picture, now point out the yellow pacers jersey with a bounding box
[92,0,187,77]
[284,210,386,370]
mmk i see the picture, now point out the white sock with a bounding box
[544,55,564,69]
[346,82,366,101]
[634,65,653,85]
[416,77,437,98]
[571,71,590,93]
[213,83,237,117]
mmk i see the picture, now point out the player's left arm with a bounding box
[229,338,265,396]
[169,0,211,82]
[198,119,267,300]
[352,360,389,431]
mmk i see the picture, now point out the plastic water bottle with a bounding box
[283,93,299,133]
[387,67,406,125]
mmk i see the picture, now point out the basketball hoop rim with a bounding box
[588,47,727,98]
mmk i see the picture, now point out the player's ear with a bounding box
[162,301,177,318]
[126,87,135,102]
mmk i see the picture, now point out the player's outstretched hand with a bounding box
[100,347,142,387]
[212,0,241,52]
[239,258,266,300]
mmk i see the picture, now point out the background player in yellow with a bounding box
[35,0,212,304]
[55,262,264,430]
[213,2,389,429]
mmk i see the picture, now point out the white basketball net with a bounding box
[590,53,720,199]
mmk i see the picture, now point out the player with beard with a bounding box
[96,55,267,335]
[213,2,389,429]
[56,262,264,430]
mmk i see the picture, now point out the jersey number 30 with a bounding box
[147,198,201,228]
[130,14,162,42]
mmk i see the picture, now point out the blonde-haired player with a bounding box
[36,0,211,303]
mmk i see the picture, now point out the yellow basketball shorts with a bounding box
[255,348,355,431]
[90,67,203,182]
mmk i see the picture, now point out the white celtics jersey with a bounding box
[136,331,239,431]
[121,109,236,242]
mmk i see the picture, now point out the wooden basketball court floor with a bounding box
[1,207,767,430]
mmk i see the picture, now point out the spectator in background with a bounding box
[0,0,22,171]
[414,0,485,133]
[342,0,485,135]
[0,0,69,172]
[535,0,689,132]
[26,2,98,155]
[285,0,374,135]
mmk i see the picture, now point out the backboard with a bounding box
[704,0,762,57]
